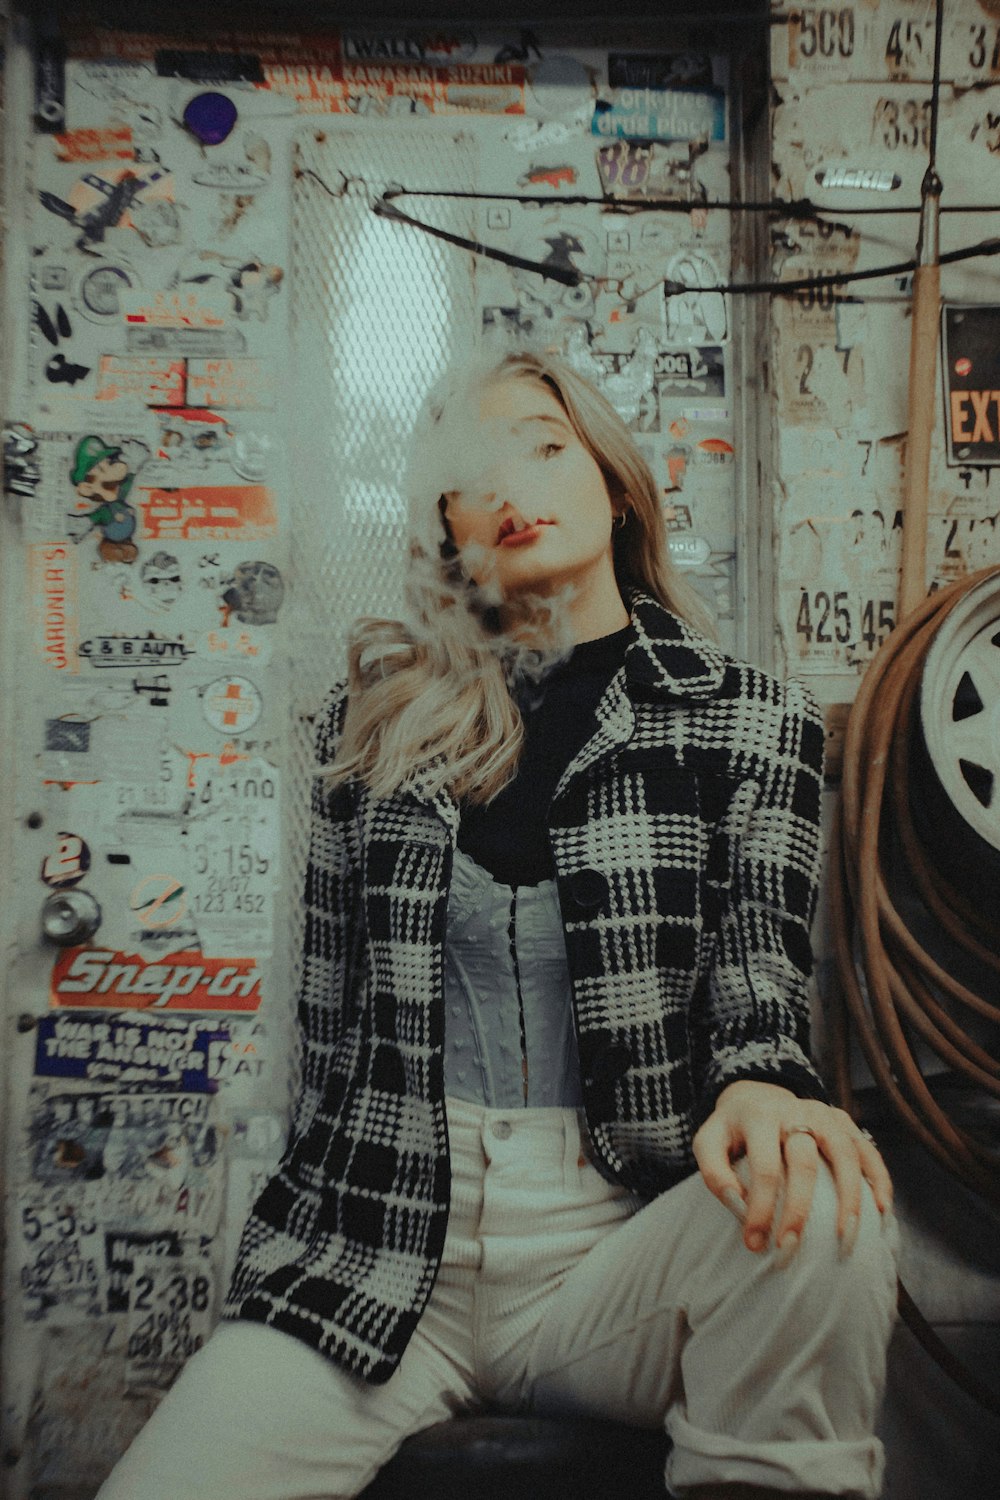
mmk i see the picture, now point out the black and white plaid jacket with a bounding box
[224,588,828,1383]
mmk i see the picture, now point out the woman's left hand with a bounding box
[692,1079,894,1263]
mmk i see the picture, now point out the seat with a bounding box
[358,1412,670,1499]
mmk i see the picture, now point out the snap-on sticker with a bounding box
[50,948,263,1012]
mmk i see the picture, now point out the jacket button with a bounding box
[569,868,607,909]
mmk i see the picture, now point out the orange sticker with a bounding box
[65,164,174,227]
[138,485,277,541]
[124,291,226,330]
[129,874,189,928]
[51,947,263,1011]
[28,543,80,673]
[54,126,135,162]
[186,358,274,410]
[95,355,186,406]
[262,58,524,115]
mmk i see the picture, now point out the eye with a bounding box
[536,441,564,459]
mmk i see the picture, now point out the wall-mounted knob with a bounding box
[41,889,101,946]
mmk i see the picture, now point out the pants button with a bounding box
[492,1119,512,1140]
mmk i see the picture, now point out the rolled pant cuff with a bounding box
[664,1410,886,1498]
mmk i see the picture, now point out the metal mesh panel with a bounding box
[283,124,479,1043]
[290,125,480,703]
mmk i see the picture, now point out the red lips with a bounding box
[496,516,553,544]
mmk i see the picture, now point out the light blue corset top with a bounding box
[443,847,584,1109]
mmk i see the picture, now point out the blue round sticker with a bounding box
[183,92,238,146]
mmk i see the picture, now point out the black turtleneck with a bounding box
[457,623,634,887]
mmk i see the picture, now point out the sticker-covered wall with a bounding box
[767,11,1000,1491]
[1,1,998,1493]
[0,12,747,1494]
[767,0,1000,1098]
[769,0,1000,685]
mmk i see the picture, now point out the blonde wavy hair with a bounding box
[326,349,716,805]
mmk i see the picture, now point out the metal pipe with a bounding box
[899,168,943,620]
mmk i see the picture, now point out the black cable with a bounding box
[721,238,1000,299]
[369,185,1000,297]
[928,0,945,172]
[915,0,945,264]
[298,169,1000,299]
[379,184,1000,217]
[302,168,1000,218]
[298,3,992,303]
[371,196,579,285]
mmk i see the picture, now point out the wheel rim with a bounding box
[921,574,1000,855]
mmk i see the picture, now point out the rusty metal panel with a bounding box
[771,0,1000,88]
[770,5,1000,682]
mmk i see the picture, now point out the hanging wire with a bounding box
[300,165,1000,222]
[928,0,945,172]
[297,167,1000,300]
[915,0,945,267]
[377,185,1000,216]
[372,187,1000,296]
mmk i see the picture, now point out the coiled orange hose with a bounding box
[828,564,1000,1415]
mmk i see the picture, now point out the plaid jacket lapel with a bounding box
[552,589,729,803]
[623,587,727,703]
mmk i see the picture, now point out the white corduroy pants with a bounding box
[97,1096,899,1500]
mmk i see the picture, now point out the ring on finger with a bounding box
[784,1125,819,1142]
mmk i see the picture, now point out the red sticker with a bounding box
[51,948,262,1011]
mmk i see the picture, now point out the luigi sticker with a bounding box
[69,435,139,563]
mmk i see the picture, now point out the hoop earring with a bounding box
[614,511,628,531]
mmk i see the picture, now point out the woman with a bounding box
[99,351,898,1500]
